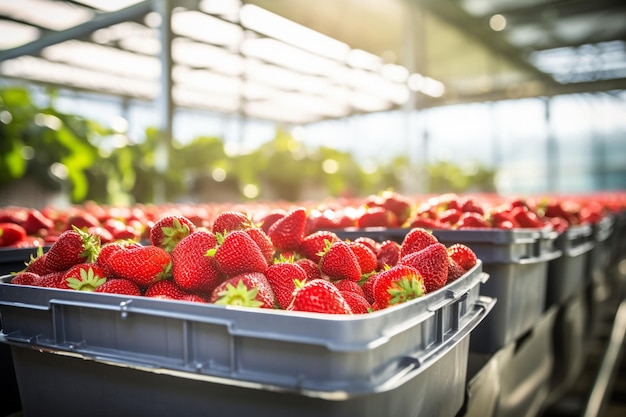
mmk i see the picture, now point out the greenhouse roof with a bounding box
[0,0,625,124]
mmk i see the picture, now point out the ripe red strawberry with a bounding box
[210,272,275,308]
[22,209,54,235]
[400,243,449,293]
[265,261,307,309]
[149,215,196,252]
[408,216,448,230]
[340,291,371,314]
[97,240,142,278]
[44,226,101,272]
[23,248,54,276]
[357,207,398,229]
[295,258,323,281]
[334,278,366,298]
[360,273,377,304]
[319,240,362,282]
[372,264,425,308]
[60,263,107,291]
[10,272,40,286]
[35,271,65,288]
[287,279,352,314]
[258,209,286,234]
[456,212,490,229]
[211,211,253,235]
[95,278,142,296]
[172,231,222,293]
[108,245,172,287]
[145,279,189,300]
[208,231,268,277]
[244,227,275,265]
[381,191,412,225]
[353,237,379,255]
[299,230,340,263]
[447,243,478,271]
[438,209,463,226]
[347,241,378,275]
[460,198,485,215]
[64,212,100,231]
[400,227,439,258]
[510,206,543,228]
[0,222,27,247]
[377,240,401,270]
[446,258,466,284]
[267,207,307,252]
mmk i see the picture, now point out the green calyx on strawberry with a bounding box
[373,264,425,307]
[150,215,196,252]
[44,226,101,272]
[214,280,264,308]
[64,265,107,291]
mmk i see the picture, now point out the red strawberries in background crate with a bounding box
[7,210,479,315]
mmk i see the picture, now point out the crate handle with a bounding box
[382,296,496,391]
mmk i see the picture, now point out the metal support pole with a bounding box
[545,97,558,192]
[153,0,174,204]
[403,0,428,195]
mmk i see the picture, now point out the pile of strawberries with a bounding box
[8,208,478,315]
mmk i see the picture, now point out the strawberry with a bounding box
[377,240,401,270]
[149,215,196,252]
[318,240,361,282]
[360,273,377,304]
[340,291,371,314]
[10,272,40,286]
[210,272,275,308]
[460,197,485,215]
[35,271,65,288]
[96,240,142,278]
[0,222,27,247]
[211,211,253,235]
[400,227,439,258]
[60,263,107,291]
[244,227,275,265]
[446,258,466,284]
[447,243,478,271]
[23,248,54,276]
[438,208,463,226]
[372,264,425,308]
[65,212,100,231]
[145,279,189,300]
[172,230,222,293]
[510,206,543,228]
[347,241,378,275]
[408,216,447,230]
[95,278,142,296]
[489,209,520,229]
[287,279,352,314]
[353,237,379,255]
[381,191,412,225]
[108,245,172,287]
[295,258,323,281]
[208,231,268,277]
[334,278,366,298]
[258,209,286,234]
[22,209,54,235]
[265,260,307,309]
[399,243,449,293]
[299,230,340,263]
[44,226,100,272]
[456,212,490,229]
[357,207,398,229]
[267,207,308,252]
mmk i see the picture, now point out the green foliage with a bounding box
[1,86,496,205]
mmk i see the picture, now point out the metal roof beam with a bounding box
[0,0,153,62]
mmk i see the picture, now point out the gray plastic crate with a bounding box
[588,214,614,278]
[494,306,558,417]
[0,265,493,417]
[0,246,49,276]
[459,350,503,417]
[546,225,594,307]
[432,229,561,353]
[337,227,560,353]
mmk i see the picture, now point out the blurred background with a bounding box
[1,0,625,208]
